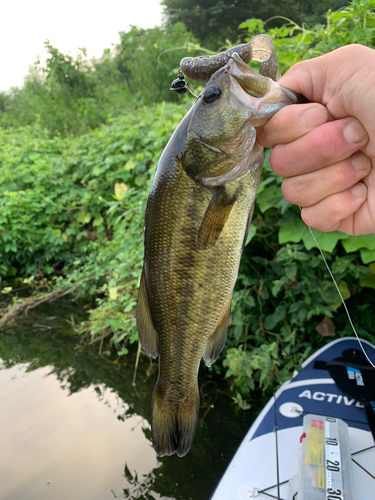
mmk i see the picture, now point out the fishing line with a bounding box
[299,208,375,369]
[273,394,281,500]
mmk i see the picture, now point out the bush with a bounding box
[0,25,198,136]
[115,23,200,103]
[0,102,187,352]
[1,0,375,407]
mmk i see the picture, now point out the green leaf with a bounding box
[257,184,281,213]
[108,319,122,331]
[245,225,257,246]
[285,263,297,280]
[93,216,103,227]
[124,159,137,171]
[114,183,128,200]
[330,281,351,310]
[360,265,375,289]
[360,248,375,264]
[6,266,18,277]
[342,235,375,252]
[239,18,264,32]
[264,305,286,329]
[278,217,307,244]
[360,273,375,289]
[302,229,348,252]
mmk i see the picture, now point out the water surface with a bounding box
[0,304,255,500]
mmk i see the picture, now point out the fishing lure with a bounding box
[180,34,280,82]
[170,70,199,98]
[170,72,188,94]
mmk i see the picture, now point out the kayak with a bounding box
[211,337,375,500]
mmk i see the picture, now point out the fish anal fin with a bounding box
[203,299,231,366]
[136,269,159,359]
[197,188,237,249]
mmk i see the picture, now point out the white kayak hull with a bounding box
[211,337,375,500]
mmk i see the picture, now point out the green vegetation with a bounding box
[1,0,375,409]
[162,0,349,48]
[0,24,198,136]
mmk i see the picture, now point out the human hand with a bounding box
[257,44,375,235]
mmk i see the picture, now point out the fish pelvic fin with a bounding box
[152,382,200,458]
[203,298,231,366]
[197,188,237,250]
[136,269,159,358]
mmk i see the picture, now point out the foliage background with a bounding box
[161,0,349,49]
[1,0,375,409]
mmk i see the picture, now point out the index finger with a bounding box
[270,117,369,178]
[256,103,328,149]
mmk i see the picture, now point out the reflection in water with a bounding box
[0,364,157,500]
[0,304,255,500]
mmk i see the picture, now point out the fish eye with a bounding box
[202,85,222,104]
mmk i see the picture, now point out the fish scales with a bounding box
[145,167,258,457]
[137,49,306,457]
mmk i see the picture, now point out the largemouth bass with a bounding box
[137,50,304,457]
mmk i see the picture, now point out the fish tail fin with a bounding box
[152,382,200,458]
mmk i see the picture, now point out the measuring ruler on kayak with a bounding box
[324,417,344,500]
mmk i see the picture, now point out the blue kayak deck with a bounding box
[211,337,375,500]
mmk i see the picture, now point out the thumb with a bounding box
[278,45,375,118]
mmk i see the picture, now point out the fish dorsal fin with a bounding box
[197,188,237,249]
[203,299,231,366]
[136,269,159,359]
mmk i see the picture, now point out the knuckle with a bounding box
[315,127,342,164]
[334,163,350,185]
[301,208,338,232]
[343,44,367,59]
[328,195,348,219]
[270,145,289,176]
[281,178,302,204]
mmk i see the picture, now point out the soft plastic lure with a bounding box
[180,34,281,82]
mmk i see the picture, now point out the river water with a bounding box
[0,304,255,500]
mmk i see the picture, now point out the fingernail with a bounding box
[351,152,371,171]
[301,106,327,128]
[344,120,368,144]
[351,182,366,198]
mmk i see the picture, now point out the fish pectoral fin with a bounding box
[197,188,237,249]
[136,269,159,358]
[203,299,231,366]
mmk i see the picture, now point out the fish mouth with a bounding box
[227,62,305,127]
[228,54,272,98]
